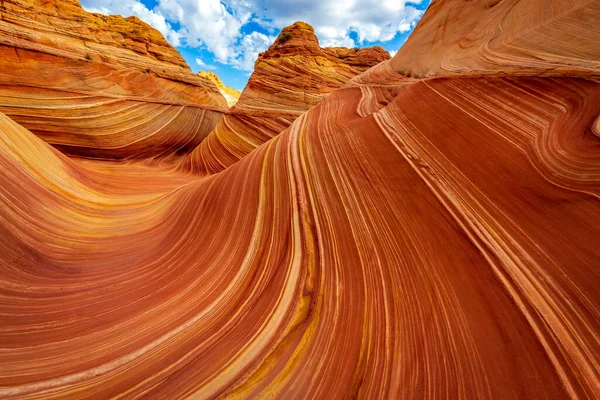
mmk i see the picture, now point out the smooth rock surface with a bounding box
[0,0,599,398]
[0,0,227,159]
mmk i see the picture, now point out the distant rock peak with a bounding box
[242,21,390,111]
[198,71,241,107]
[269,21,321,51]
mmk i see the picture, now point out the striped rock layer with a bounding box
[1,0,600,399]
[182,22,391,175]
[0,0,227,160]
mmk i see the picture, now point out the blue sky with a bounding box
[81,0,430,91]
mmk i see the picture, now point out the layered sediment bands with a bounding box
[238,21,390,111]
[2,0,600,398]
[1,69,600,398]
[0,0,227,158]
[179,108,301,174]
[0,83,223,159]
[1,0,208,82]
[182,22,389,174]
[391,0,600,79]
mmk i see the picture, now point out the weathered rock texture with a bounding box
[238,21,391,111]
[182,21,390,174]
[198,71,241,107]
[0,0,226,159]
[1,0,600,399]
[391,0,600,79]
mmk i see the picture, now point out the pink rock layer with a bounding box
[0,0,599,398]
[181,21,390,175]
[0,0,227,159]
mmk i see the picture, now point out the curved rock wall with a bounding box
[182,21,391,174]
[0,0,599,398]
[0,0,227,159]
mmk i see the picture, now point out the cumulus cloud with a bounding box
[157,0,248,62]
[155,0,276,69]
[246,0,424,47]
[230,31,276,70]
[196,58,217,70]
[81,0,425,71]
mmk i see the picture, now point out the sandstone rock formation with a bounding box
[198,71,241,107]
[0,0,600,399]
[238,21,391,111]
[391,0,600,79]
[182,21,390,174]
[0,0,227,159]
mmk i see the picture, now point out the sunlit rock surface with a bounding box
[391,0,600,79]
[181,21,390,174]
[0,0,227,159]
[198,71,241,107]
[0,0,599,399]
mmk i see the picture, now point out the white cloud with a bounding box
[83,6,110,14]
[389,49,398,58]
[247,0,424,48]
[80,0,425,71]
[230,31,276,70]
[196,58,217,70]
[157,0,248,63]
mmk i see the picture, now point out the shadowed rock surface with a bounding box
[0,0,227,159]
[0,0,599,399]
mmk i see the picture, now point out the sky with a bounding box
[80,0,431,91]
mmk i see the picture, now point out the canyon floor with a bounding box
[0,0,599,399]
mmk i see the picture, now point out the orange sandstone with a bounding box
[182,21,390,174]
[0,0,599,398]
[0,0,227,159]
[198,71,241,107]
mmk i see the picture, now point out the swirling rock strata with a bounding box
[238,21,391,111]
[0,0,600,399]
[391,0,600,79]
[182,22,390,174]
[0,0,227,159]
